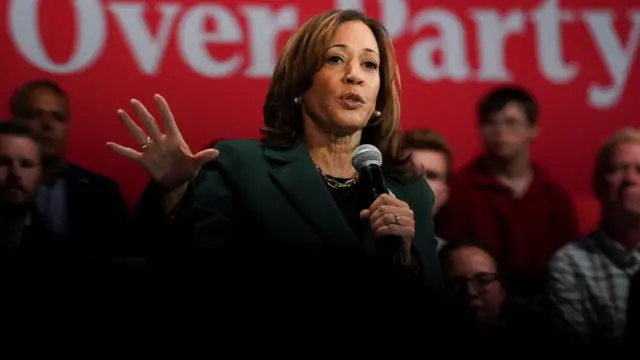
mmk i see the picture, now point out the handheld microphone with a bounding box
[352,144,402,255]
[351,144,388,206]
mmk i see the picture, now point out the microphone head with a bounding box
[352,144,383,171]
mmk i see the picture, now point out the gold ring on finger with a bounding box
[394,213,400,225]
[140,136,152,149]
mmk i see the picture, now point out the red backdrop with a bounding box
[0,0,638,206]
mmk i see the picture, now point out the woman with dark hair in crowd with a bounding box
[106,10,444,324]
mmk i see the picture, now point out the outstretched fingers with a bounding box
[117,109,148,145]
[106,142,143,161]
[131,98,163,141]
[154,94,183,142]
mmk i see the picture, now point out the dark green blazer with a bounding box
[142,139,444,302]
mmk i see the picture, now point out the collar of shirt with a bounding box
[465,155,553,195]
[594,228,640,271]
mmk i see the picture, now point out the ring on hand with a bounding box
[393,213,400,225]
[140,136,152,149]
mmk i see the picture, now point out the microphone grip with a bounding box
[360,164,389,206]
[360,164,402,254]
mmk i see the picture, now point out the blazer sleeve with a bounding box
[189,141,241,250]
[132,141,240,266]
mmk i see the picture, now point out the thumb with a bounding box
[194,148,219,166]
[359,209,370,220]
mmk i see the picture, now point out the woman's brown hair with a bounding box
[261,10,411,181]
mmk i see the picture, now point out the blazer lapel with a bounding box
[265,142,360,248]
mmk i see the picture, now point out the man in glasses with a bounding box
[440,241,505,324]
[440,240,548,351]
[436,85,579,300]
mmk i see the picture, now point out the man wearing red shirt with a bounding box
[435,85,579,297]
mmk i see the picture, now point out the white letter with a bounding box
[178,4,243,77]
[335,0,364,11]
[8,0,106,73]
[470,9,525,80]
[377,0,408,38]
[241,5,298,77]
[530,0,579,84]
[109,2,181,75]
[582,10,640,109]
[408,9,470,81]
[334,0,408,38]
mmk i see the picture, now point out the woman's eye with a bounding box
[363,61,378,70]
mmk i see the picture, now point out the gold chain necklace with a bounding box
[316,165,359,189]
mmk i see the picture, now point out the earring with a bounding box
[373,110,381,118]
[294,97,301,105]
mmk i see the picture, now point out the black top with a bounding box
[322,174,367,241]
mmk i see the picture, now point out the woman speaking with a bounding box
[107,10,444,316]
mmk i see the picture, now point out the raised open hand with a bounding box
[106,94,219,190]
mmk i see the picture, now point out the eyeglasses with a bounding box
[480,118,529,133]
[22,108,68,122]
[446,273,498,295]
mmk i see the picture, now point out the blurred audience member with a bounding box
[548,128,640,351]
[9,79,128,257]
[436,85,579,298]
[402,129,451,250]
[440,240,547,352]
[0,121,63,265]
